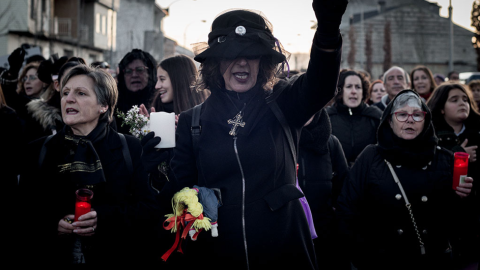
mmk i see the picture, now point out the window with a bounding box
[102,15,107,35]
[95,13,101,33]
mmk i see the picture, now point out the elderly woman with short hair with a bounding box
[18,65,159,265]
[337,89,473,269]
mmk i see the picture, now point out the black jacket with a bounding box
[432,117,480,264]
[168,39,342,269]
[17,124,160,266]
[297,109,350,269]
[327,102,382,166]
[337,90,465,269]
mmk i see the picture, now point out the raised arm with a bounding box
[275,1,348,126]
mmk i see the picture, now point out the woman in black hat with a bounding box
[156,2,348,269]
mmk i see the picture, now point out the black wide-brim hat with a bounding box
[194,10,287,64]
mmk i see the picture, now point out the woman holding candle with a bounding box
[426,82,480,270]
[138,55,210,192]
[337,90,473,269]
[150,2,348,269]
[18,64,159,265]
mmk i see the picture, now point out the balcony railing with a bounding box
[51,17,72,37]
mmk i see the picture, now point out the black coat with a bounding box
[17,124,160,266]
[337,90,465,270]
[168,40,342,269]
[327,102,382,166]
[297,109,350,269]
[432,118,480,265]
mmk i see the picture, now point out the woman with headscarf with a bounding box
[337,90,473,269]
[115,49,157,134]
[18,65,159,265]
[152,1,348,269]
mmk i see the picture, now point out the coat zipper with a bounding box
[349,108,354,149]
[233,136,250,269]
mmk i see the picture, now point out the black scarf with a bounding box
[299,109,331,155]
[59,114,108,187]
[377,90,438,169]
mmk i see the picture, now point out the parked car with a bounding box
[459,72,480,84]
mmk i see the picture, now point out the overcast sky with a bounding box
[156,0,475,54]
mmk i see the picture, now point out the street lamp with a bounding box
[162,0,197,16]
[184,19,206,48]
[448,0,454,72]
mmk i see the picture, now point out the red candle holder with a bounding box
[74,188,93,222]
[453,152,469,191]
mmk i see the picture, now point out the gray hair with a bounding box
[391,91,422,114]
[382,66,410,85]
[61,64,118,122]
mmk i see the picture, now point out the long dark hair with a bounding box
[426,82,480,127]
[152,55,209,114]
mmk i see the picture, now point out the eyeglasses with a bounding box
[22,75,38,82]
[124,66,148,75]
[393,111,426,122]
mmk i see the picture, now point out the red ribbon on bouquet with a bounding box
[161,209,205,261]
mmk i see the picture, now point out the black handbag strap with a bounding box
[266,100,297,166]
[38,134,54,169]
[266,87,297,166]
[118,133,133,176]
[190,103,203,155]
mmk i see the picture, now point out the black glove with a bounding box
[312,0,348,37]
[141,132,170,174]
[7,47,26,76]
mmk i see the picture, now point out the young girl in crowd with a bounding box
[150,54,209,114]
[427,82,480,270]
[139,55,209,193]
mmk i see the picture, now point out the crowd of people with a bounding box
[1,0,479,269]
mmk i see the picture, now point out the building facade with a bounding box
[0,0,120,68]
[341,0,476,80]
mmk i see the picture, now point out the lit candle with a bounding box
[74,201,91,221]
[453,152,469,190]
[74,188,93,221]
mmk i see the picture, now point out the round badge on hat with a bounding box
[235,26,246,36]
